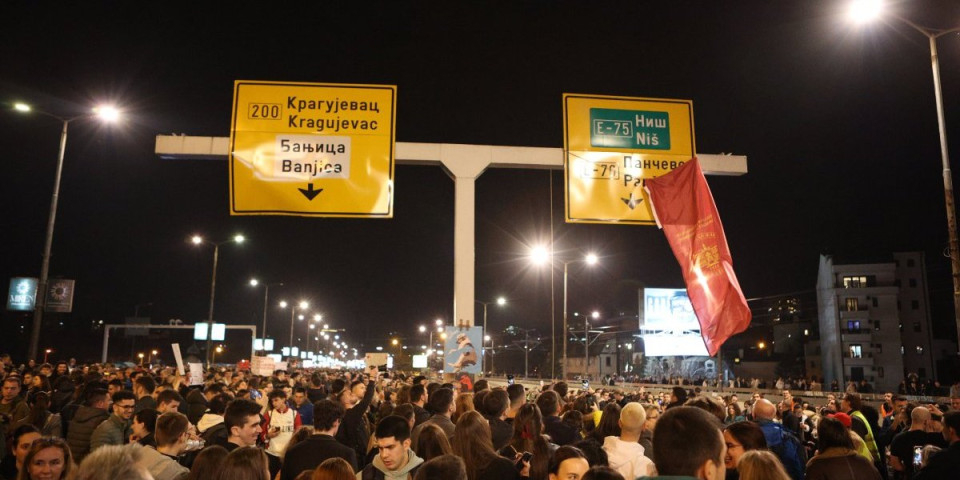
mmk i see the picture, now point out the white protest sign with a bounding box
[171,343,185,375]
[187,363,204,386]
[251,356,275,377]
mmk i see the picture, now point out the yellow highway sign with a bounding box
[563,94,695,224]
[230,81,396,217]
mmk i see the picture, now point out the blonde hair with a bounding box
[75,444,151,480]
[619,402,647,433]
[452,393,475,424]
[737,450,790,480]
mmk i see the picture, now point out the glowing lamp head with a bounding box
[585,253,599,265]
[249,278,259,286]
[848,0,883,23]
[496,297,506,306]
[233,234,245,244]
[93,105,121,122]
[298,301,309,310]
[191,235,203,245]
[419,325,427,333]
[279,300,288,308]
[530,246,550,265]
[591,311,600,319]
[13,103,31,113]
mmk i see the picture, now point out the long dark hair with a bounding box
[591,403,621,442]
[510,404,551,480]
[414,423,452,461]
[25,391,52,431]
[817,417,854,451]
[452,411,499,480]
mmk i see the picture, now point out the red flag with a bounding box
[644,158,751,356]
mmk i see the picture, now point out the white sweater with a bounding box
[603,435,654,479]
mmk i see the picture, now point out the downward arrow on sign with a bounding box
[298,183,323,201]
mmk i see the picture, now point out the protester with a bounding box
[537,391,578,446]
[581,466,625,480]
[721,421,767,480]
[648,406,726,480]
[357,415,423,480]
[75,444,152,480]
[412,424,451,462]
[482,389,513,450]
[411,387,456,444]
[132,376,157,414]
[804,416,880,480]
[187,445,228,480]
[262,389,302,475]
[735,450,789,480]
[916,411,960,479]
[1,377,31,460]
[412,454,466,480]
[16,437,76,480]
[499,403,552,480]
[409,384,430,427]
[1,425,40,480]
[215,446,271,480]
[751,399,805,480]
[65,388,109,462]
[283,399,357,480]
[888,406,946,478]
[90,390,135,450]
[602,402,653,479]
[290,387,314,427]
[222,399,265,451]
[452,411,518,480]
[311,457,355,480]
[336,372,378,465]
[547,446,589,480]
[131,408,159,447]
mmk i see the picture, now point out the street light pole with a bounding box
[850,0,960,354]
[205,244,220,367]
[15,104,120,361]
[562,261,569,380]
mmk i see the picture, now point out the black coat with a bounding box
[281,434,358,480]
[335,380,375,466]
[542,415,580,446]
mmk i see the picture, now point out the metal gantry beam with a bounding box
[155,135,747,342]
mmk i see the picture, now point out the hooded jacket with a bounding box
[603,435,654,479]
[356,449,423,480]
[196,413,224,433]
[66,405,109,461]
[137,446,189,480]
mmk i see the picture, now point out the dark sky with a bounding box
[1,0,959,361]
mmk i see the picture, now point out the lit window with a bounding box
[849,345,862,358]
[916,346,923,355]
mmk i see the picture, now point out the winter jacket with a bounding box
[90,413,130,450]
[356,449,423,480]
[805,447,881,480]
[603,435,654,479]
[196,413,223,433]
[136,445,189,480]
[66,405,109,461]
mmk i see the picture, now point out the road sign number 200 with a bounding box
[247,103,281,120]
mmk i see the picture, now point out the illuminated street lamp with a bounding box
[250,278,282,352]
[148,349,158,364]
[531,247,600,380]
[191,234,245,366]
[138,353,145,365]
[476,296,507,373]
[12,102,121,361]
[280,300,309,354]
[212,345,224,364]
[848,0,960,351]
[43,349,53,363]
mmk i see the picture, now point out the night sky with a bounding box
[1,0,959,363]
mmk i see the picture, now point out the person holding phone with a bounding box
[888,406,946,479]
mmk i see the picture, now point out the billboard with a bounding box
[641,288,708,356]
[443,326,482,375]
[7,277,38,311]
[45,279,75,313]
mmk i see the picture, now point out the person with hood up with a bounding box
[603,402,654,479]
[357,415,423,480]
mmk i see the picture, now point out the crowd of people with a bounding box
[0,352,959,480]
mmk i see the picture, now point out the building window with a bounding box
[874,321,880,331]
[874,343,882,354]
[847,320,861,333]
[913,322,921,333]
[912,300,919,310]
[850,344,862,358]
[878,366,885,377]
[908,258,915,267]
[872,297,878,307]
[843,276,868,288]
[605,357,611,367]
[845,298,859,311]
[916,346,923,355]
[909,278,917,288]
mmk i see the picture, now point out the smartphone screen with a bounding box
[913,446,922,467]
[581,380,589,389]
[507,374,515,385]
